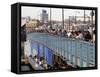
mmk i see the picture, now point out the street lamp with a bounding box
[84,10,86,24]
[69,16,71,31]
[62,8,64,29]
[90,10,94,38]
[90,10,94,26]
[74,11,80,24]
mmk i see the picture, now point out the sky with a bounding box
[21,6,94,21]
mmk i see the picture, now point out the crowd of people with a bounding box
[34,26,95,43]
[28,55,72,70]
[29,55,50,70]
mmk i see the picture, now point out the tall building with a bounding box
[40,10,48,24]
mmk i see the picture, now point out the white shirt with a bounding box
[67,32,71,37]
[76,33,83,39]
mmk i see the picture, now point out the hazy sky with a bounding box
[21,6,94,21]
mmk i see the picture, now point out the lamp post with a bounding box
[74,11,80,25]
[50,8,52,29]
[62,8,64,29]
[69,16,71,31]
[90,10,94,38]
[84,10,86,24]
[90,10,94,26]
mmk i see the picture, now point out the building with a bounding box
[26,19,40,32]
[40,10,48,24]
[21,16,31,27]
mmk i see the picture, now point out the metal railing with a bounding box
[27,32,95,67]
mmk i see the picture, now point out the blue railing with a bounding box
[27,32,95,67]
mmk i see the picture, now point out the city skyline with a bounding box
[21,6,94,21]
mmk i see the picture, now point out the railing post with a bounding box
[80,42,83,67]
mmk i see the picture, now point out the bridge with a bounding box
[26,32,95,68]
